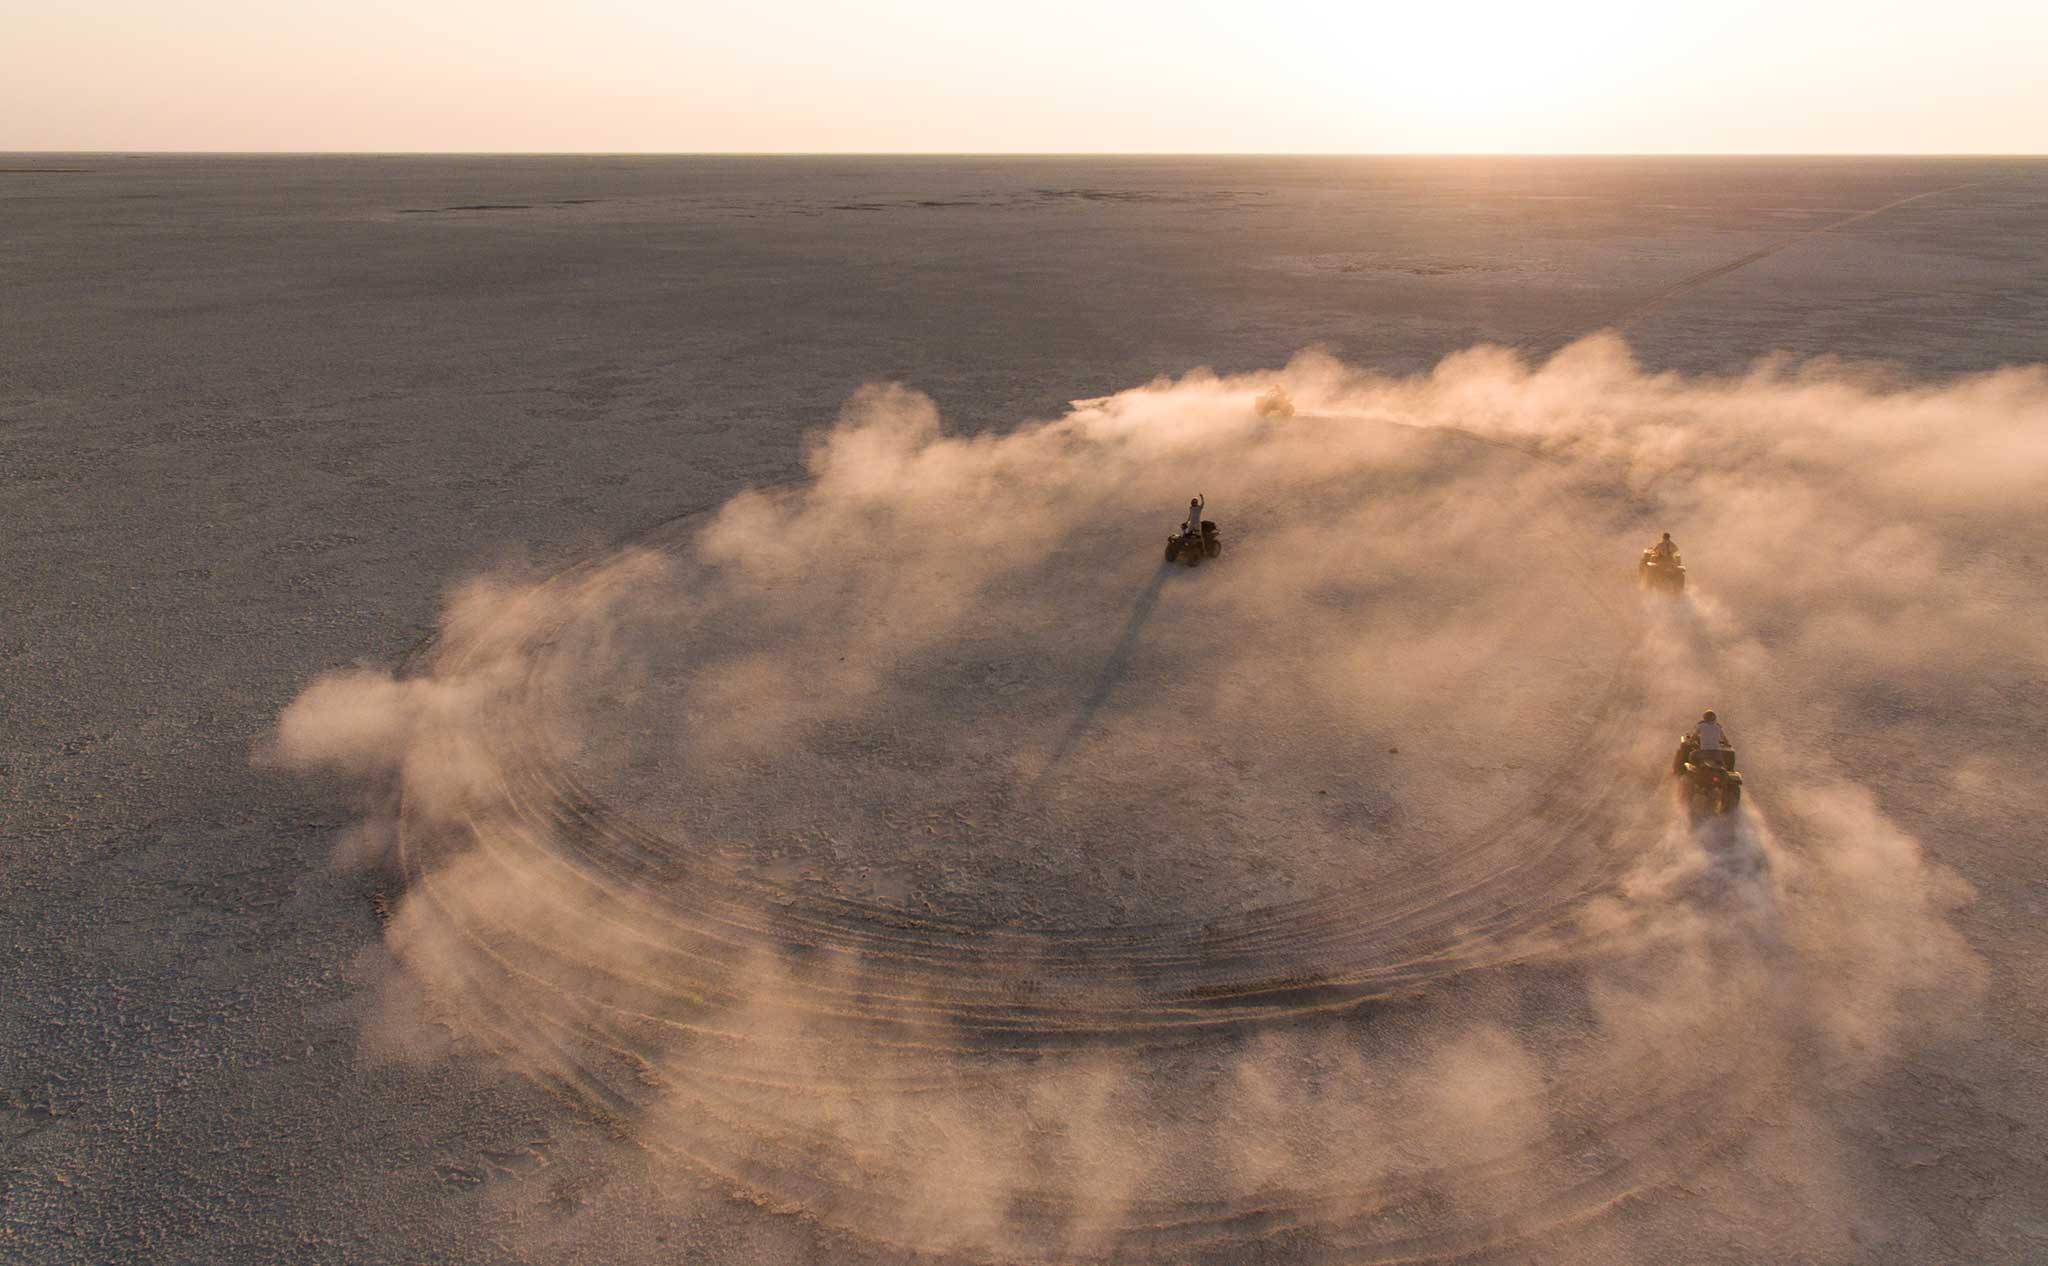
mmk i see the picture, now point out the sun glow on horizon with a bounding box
[1311,2,1656,147]
[2,0,2044,152]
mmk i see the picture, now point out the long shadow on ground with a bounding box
[1027,565,1174,796]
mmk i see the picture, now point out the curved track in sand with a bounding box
[378,424,1784,1262]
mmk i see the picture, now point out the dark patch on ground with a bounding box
[398,203,535,214]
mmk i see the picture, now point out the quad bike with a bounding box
[1672,733,1743,817]
[1639,549,1686,592]
[1165,520,1222,567]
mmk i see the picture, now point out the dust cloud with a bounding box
[269,333,2038,1262]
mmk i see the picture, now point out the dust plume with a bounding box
[269,334,2038,1262]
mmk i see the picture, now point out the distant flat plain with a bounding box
[3,156,2046,1265]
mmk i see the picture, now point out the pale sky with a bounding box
[4,0,2044,153]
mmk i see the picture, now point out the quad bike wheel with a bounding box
[1164,537,1180,563]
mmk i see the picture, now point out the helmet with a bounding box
[1662,532,1672,541]
[1702,709,1717,722]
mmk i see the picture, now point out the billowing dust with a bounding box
[268,335,2040,1262]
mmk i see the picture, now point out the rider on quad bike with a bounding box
[1671,709,1743,816]
[1639,532,1686,591]
[1165,493,1222,567]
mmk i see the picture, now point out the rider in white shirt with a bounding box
[1692,710,1729,765]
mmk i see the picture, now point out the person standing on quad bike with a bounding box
[1165,494,1222,565]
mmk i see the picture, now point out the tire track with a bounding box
[1610,181,1982,330]
[365,416,1787,1262]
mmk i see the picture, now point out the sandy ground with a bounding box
[4,156,2048,1264]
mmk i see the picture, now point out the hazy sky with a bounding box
[5,0,2044,152]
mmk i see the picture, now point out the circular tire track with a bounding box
[384,444,1773,1262]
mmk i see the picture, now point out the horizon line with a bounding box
[6,150,2048,160]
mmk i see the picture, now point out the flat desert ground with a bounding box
[4,156,2047,1264]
